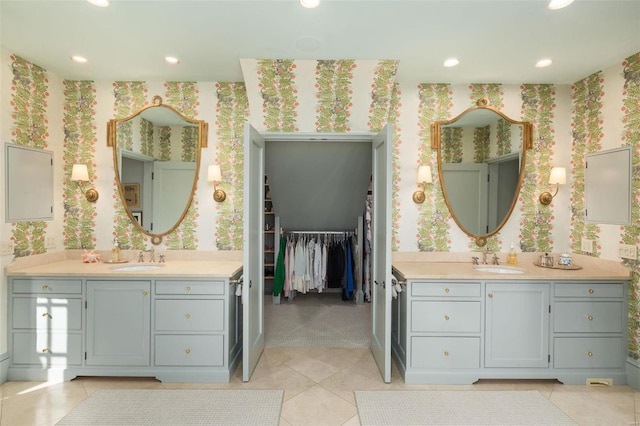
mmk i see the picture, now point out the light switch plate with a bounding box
[619,243,637,260]
[0,241,15,256]
[45,236,56,249]
[581,239,594,253]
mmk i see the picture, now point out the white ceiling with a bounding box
[1,0,639,85]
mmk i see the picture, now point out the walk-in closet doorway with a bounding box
[242,124,393,383]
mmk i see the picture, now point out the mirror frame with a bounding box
[430,98,532,247]
[107,95,208,245]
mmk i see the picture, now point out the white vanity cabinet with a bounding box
[7,270,242,383]
[391,273,628,385]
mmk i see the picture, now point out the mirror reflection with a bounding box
[431,99,532,246]
[107,96,208,243]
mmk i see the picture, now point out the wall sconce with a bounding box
[539,166,566,205]
[207,165,226,202]
[71,164,99,202]
[412,165,433,204]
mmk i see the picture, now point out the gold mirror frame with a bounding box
[107,96,208,245]
[430,98,532,247]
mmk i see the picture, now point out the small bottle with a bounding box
[559,247,572,267]
[507,243,518,265]
[111,238,121,263]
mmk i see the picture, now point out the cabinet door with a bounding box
[86,280,151,366]
[485,282,549,368]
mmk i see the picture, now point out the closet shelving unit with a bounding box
[264,176,279,297]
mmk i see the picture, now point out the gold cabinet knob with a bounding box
[186,286,191,291]
[587,351,593,357]
[185,314,191,319]
[587,315,594,321]
[444,288,450,293]
[143,291,148,296]
[42,285,49,290]
[444,351,449,357]
[588,289,594,294]
[42,348,49,353]
[444,315,450,321]
[488,294,493,299]
[185,349,191,355]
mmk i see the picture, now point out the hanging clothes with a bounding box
[273,235,286,297]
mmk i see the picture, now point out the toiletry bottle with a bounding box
[507,243,518,265]
[112,238,121,263]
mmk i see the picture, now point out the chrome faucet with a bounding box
[482,248,491,265]
[492,253,500,265]
[138,247,155,263]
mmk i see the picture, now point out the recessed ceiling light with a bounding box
[536,58,553,68]
[165,56,180,65]
[71,55,88,64]
[300,0,320,9]
[86,0,110,7]
[548,0,574,10]
[443,58,460,68]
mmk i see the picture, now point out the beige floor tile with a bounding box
[285,353,347,383]
[321,368,392,404]
[280,385,357,426]
[341,414,360,426]
[238,363,316,401]
[549,384,636,425]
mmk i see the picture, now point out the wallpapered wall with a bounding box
[1,49,639,358]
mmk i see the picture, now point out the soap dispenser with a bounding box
[111,238,121,263]
[507,243,518,265]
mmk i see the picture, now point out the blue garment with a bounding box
[345,239,354,299]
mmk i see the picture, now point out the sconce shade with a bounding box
[71,164,89,181]
[207,165,222,182]
[417,165,433,184]
[548,167,566,185]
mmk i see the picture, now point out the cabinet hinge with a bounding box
[84,352,87,360]
[548,354,551,363]
[85,300,87,309]
[549,305,551,313]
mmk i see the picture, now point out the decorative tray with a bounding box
[102,260,130,264]
[533,261,582,271]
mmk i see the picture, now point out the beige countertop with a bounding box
[392,252,631,281]
[5,250,243,279]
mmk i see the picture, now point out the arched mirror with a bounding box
[431,98,532,247]
[107,96,208,244]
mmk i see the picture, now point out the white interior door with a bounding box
[243,123,265,381]
[370,125,392,383]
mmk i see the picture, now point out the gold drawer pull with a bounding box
[185,349,191,355]
[41,348,49,353]
[41,312,52,318]
[186,286,191,291]
[587,351,593,357]
[587,315,594,321]
[444,288,450,293]
[444,315,450,321]
[588,289,594,294]
[42,285,49,290]
[444,351,449,357]
[185,314,191,319]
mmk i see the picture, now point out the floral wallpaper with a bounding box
[8,55,49,257]
[215,82,249,250]
[63,80,98,249]
[620,53,640,360]
[520,84,557,255]
[316,60,356,132]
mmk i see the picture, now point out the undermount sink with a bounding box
[473,265,525,274]
[110,264,165,272]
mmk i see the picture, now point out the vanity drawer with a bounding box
[12,332,82,366]
[554,283,624,299]
[411,282,481,298]
[554,301,623,333]
[12,279,82,294]
[13,297,82,330]
[411,301,480,333]
[155,299,224,332]
[554,337,623,368]
[155,335,224,366]
[156,280,225,296]
[411,337,480,369]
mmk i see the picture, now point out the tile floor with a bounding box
[0,347,638,425]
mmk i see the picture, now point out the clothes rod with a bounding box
[284,231,353,235]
